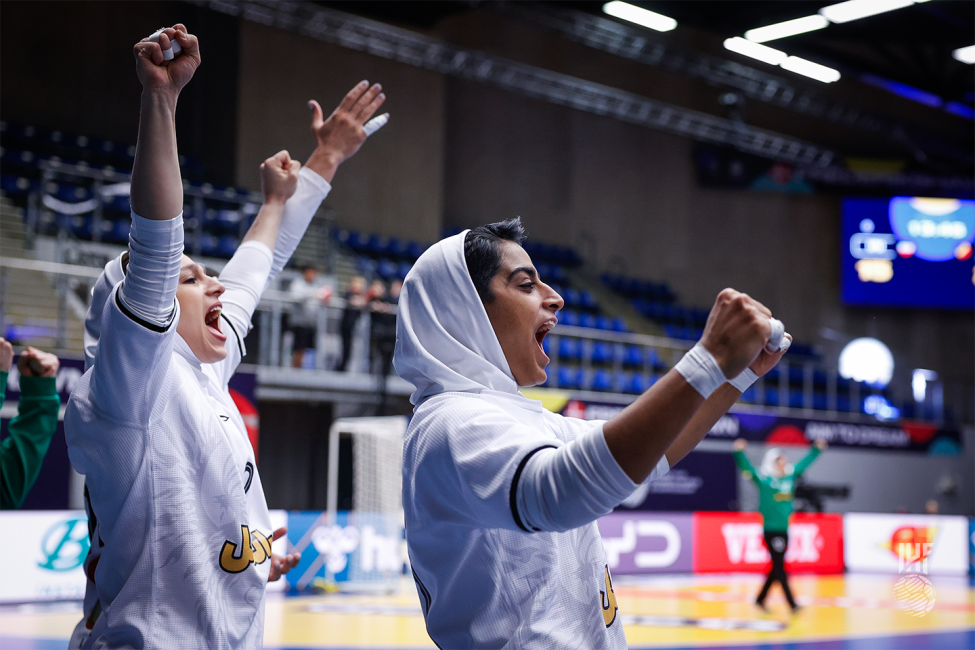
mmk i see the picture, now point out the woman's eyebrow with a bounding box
[507,266,537,282]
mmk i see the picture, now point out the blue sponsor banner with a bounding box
[284,511,404,593]
[617,450,738,512]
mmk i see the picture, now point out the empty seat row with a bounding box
[544,337,670,367]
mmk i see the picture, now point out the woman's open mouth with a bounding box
[535,319,556,362]
[205,304,227,342]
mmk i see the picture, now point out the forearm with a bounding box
[304,147,343,184]
[241,200,286,250]
[264,168,332,289]
[130,90,182,221]
[1,376,59,510]
[602,369,704,483]
[665,383,741,466]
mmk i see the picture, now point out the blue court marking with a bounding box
[633,629,975,650]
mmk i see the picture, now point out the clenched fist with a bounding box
[699,288,773,379]
[133,24,201,94]
[260,150,301,205]
[17,347,60,378]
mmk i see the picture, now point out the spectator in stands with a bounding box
[924,499,939,515]
[0,338,61,509]
[288,264,333,368]
[733,438,826,614]
[370,279,399,376]
[338,275,367,371]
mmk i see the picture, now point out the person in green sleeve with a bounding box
[732,436,826,613]
[0,337,61,509]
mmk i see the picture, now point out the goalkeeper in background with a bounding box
[733,437,826,613]
[0,337,61,509]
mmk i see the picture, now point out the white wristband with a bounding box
[674,343,727,399]
[729,367,759,392]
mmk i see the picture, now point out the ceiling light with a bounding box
[780,56,841,83]
[602,1,677,32]
[819,0,915,24]
[723,37,787,66]
[952,45,975,65]
[745,15,830,43]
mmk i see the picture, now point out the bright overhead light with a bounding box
[745,15,830,43]
[602,1,677,32]
[723,37,787,65]
[819,0,915,24]
[952,45,975,65]
[781,56,841,82]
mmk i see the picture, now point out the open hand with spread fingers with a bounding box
[306,80,387,182]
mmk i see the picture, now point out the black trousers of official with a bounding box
[757,531,797,609]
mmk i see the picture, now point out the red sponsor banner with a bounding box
[693,511,844,574]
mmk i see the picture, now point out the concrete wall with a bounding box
[235,21,445,244]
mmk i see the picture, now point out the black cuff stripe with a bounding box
[221,314,245,358]
[509,444,557,533]
[115,291,173,333]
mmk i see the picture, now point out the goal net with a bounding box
[325,416,408,593]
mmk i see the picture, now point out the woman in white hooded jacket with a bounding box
[65,25,386,649]
[395,217,792,649]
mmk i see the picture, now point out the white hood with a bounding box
[393,231,518,405]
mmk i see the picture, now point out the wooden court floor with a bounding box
[2,573,973,649]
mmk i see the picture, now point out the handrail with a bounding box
[0,256,104,278]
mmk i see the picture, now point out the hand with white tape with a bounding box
[148,28,182,60]
[133,24,200,94]
[305,80,388,183]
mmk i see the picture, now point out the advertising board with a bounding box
[597,512,694,574]
[844,513,969,576]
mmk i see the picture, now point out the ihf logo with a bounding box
[892,532,936,617]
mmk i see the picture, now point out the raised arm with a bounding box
[793,440,825,477]
[130,26,200,220]
[732,439,761,484]
[603,289,775,483]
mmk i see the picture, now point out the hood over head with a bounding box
[760,447,793,478]
[393,231,518,405]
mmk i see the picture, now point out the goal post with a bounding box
[325,416,408,592]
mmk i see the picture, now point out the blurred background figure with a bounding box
[370,279,400,414]
[287,264,333,368]
[0,338,61,509]
[925,499,939,515]
[733,438,826,614]
[338,276,367,372]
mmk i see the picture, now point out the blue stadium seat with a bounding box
[217,236,238,258]
[622,345,643,368]
[580,313,598,329]
[406,241,425,260]
[763,387,780,407]
[559,310,580,327]
[557,366,582,389]
[590,341,614,365]
[611,318,628,333]
[398,262,413,280]
[595,315,612,331]
[557,337,582,361]
[591,370,613,392]
[377,259,398,279]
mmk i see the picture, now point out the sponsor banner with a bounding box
[694,511,844,574]
[709,412,961,454]
[617,451,738,512]
[0,510,288,602]
[597,512,694,575]
[844,513,969,576]
[0,510,88,602]
[285,511,405,592]
[522,390,961,453]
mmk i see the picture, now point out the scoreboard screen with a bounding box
[841,197,974,310]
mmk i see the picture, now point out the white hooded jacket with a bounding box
[395,232,668,649]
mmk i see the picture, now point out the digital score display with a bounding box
[841,197,974,310]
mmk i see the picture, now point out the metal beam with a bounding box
[192,0,834,166]
[501,3,972,168]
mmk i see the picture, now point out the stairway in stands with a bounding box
[0,194,85,354]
